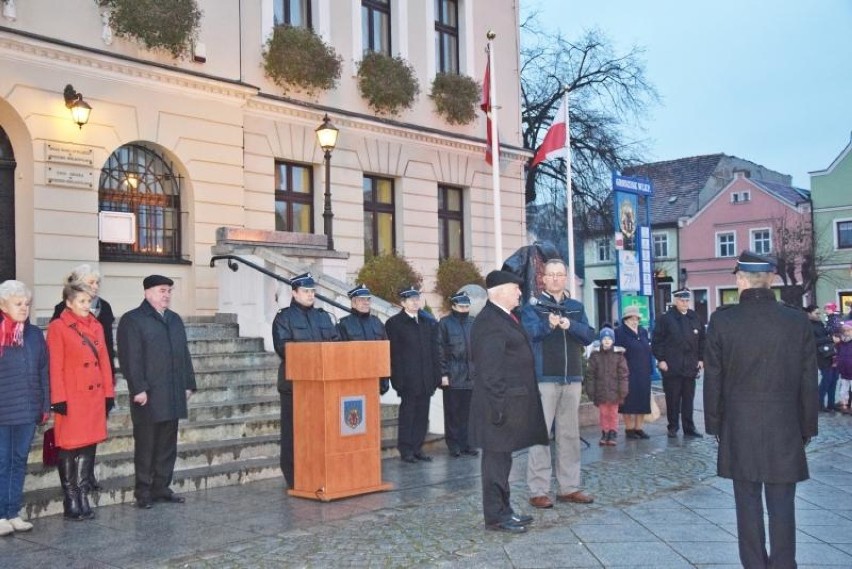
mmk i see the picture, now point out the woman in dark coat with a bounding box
[0,280,49,535]
[615,305,653,439]
[48,283,115,521]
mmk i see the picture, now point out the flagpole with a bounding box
[563,91,576,299]
[487,31,503,268]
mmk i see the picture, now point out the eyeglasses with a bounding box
[544,273,567,278]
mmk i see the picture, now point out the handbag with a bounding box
[818,342,836,359]
[42,427,59,467]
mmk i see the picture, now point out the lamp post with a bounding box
[315,114,339,251]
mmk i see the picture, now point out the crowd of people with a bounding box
[1,249,844,568]
[0,269,194,536]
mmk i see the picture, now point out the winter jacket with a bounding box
[615,323,653,414]
[704,287,818,484]
[47,310,115,449]
[438,310,474,390]
[468,301,548,452]
[337,310,389,393]
[810,319,835,369]
[837,338,852,379]
[385,310,441,396]
[272,301,339,393]
[652,307,705,378]
[117,300,197,423]
[0,321,49,426]
[53,298,115,377]
[521,292,595,384]
[584,345,629,405]
[826,313,843,336]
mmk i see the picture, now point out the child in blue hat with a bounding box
[585,327,629,446]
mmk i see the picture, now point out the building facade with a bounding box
[0,0,528,320]
[810,134,852,315]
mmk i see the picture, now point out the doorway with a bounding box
[0,126,15,282]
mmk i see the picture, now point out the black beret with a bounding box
[143,275,174,289]
[732,250,777,274]
[485,270,523,289]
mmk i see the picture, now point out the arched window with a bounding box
[98,144,184,262]
[0,126,16,281]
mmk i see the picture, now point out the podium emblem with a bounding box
[340,396,367,435]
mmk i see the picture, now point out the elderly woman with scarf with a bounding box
[0,280,49,536]
[47,282,115,520]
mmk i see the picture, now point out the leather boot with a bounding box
[58,453,83,521]
[77,448,96,520]
[85,445,102,491]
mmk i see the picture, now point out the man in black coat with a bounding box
[652,288,705,438]
[704,251,818,568]
[336,284,389,395]
[117,275,196,509]
[385,286,440,463]
[272,272,339,488]
[469,271,548,534]
[438,291,476,457]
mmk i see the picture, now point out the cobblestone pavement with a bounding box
[5,401,852,568]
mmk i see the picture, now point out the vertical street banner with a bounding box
[612,173,654,318]
[614,191,640,292]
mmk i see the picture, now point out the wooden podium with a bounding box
[285,340,393,501]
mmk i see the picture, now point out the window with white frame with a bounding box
[596,238,612,262]
[653,233,669,258]
[731,191,751,204]
[362,0,391,55]
[716,231,736,257]
[274,0,311,27]
[837,220,852,249]
[751,228,771,254]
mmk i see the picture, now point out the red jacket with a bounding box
[48,310,115,450]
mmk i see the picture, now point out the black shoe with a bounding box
[511,513,534,525]
[486,520,527,534]
[155,493,186,504]
[667,429,678,438]
[401,455,417,463]
[136,498,153,509]
[449,449,461,458]
[461,449,479,457]
[625,429,639,440]
[414,453,433,462]
[684,430,703,438]
[635,429,650,439]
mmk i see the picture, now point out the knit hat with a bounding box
[825,302,838,312]
[599,327,614,342]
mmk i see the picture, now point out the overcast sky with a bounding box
[530,0,852,188]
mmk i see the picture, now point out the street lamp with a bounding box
[315,114,339,251]
[63,84,92,129]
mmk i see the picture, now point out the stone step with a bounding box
[90,397,281,431]
[22,456,282,519]
[28,414,281,464]
[183,323,240,340]
[187,336,266,355]
[25,434,280,492]
[110,379,279,407]
[189,352,281,372]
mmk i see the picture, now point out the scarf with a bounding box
[0,312,25,355]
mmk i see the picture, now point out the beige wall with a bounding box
[0,0,528,318]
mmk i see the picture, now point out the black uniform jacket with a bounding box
[337,312,387,342]
[272,301,339,392]
[703,288,819,483]
[385,310,441,396]
[652,307,705,378]
[438,311,474,390]
[117,300,197,423]
[468,301,548,453]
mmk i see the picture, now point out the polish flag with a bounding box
[481,60,493,165]
[530,96,568,167]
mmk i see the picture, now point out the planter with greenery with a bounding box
[263,25,342,96]
[429,73,480,126]
[356,253,422,304]
[357,52,419,116]
[97,0,201,59]
[435,257,485,312]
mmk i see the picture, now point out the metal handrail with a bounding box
[210,254,352,314]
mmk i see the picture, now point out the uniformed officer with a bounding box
[704,251,818,568]
[271,272,339,488]
[337,284,390,395]
[438,291,477,457]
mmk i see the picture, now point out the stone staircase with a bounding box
[21,315,410,519]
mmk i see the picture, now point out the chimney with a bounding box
[732,168,751,179]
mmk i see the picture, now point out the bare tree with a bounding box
[774,211,837,303]
[521,14,658,235]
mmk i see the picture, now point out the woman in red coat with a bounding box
[47,283,115,521]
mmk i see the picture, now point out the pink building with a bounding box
[679,171,811,317]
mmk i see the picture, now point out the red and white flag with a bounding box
[530,96,568,167]
[481,59,493,165]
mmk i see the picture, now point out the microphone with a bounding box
[529,297,580,316]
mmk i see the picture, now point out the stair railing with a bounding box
[210,254,352,314]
